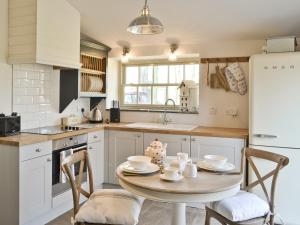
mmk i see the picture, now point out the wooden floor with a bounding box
[47,200,206,225]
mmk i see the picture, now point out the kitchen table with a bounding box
[116,166,243,225]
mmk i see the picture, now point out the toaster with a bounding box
[0,113,21,137]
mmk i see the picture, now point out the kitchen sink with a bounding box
[125,123,198,131]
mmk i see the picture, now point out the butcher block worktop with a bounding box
[0,123,248,146]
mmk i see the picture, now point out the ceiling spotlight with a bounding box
[121,47,130,63]
[127,0,164,35]
[169,44,178,61]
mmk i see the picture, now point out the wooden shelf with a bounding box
[80,92,106,98]
[80,68,105,75]
[200,56,250,64]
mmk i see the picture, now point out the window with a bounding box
[121,62,199,109]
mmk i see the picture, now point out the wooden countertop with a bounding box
[106,123,248,139]
[0,123,248,147]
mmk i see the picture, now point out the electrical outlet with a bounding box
[209,107,217,115]
[226,108,239,117]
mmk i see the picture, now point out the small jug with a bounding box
[183,160,197,178]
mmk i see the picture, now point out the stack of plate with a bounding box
[120,161,160,175]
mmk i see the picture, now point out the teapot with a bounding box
[145,139,167,165]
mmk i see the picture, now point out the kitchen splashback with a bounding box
[13,64,89,130]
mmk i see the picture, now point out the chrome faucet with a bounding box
[162,99,176,125]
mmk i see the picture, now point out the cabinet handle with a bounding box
[253,134,278,138]
[36,148,41,153]
[93,135,98,139]
[191,138,196,142]
[89,146,93,150]
[47,158,52,162]
[137,134,141,138]
[182,138,187,141]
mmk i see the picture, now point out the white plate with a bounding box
[120,162,160,174]
[160,174,183,182]
[197,160,235,172]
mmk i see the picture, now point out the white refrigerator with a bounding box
[249,53,300,225]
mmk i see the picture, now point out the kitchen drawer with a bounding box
[88,131,103,143]
[20,141,52,162]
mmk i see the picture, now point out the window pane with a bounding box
[154,65,168,83]
[140,66,153,84]
[138,86,151,104]
[169,65,183,83]
[185,64,199,82]
[168,86,180,105]
[153,87,166,105]
[125,67,138,84]
[124,86,137,104]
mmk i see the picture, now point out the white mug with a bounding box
[177,152,189,161]
[164,167,180,180]
[170,159,187,172]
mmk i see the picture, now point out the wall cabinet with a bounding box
[144,133,191,156]
[191,136,245,172]
[8,0,80,68]
[88,131,104,188]
[20,154,52,224]
[108,131,144,184]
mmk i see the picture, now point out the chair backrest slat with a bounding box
[61,150,94,217]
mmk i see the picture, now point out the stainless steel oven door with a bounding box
[52,144,87,197]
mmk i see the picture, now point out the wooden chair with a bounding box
[205,147,289,225]
[61,150,144,225]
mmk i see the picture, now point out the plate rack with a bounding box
[80,53,106,96]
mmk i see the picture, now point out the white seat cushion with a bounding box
[75,189,145,225]
[212,191,269,222]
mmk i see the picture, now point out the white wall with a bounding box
[0,0,12,115]
[108,40,266,129]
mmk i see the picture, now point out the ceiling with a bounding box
[67,0,300,49]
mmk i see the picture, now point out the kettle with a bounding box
[89,106,103,123]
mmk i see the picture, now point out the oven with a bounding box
[52,134,88,197]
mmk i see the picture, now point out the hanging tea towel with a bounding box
[225,63,247,95]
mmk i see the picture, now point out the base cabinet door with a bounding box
[191,136,245,172]
[88,141,104,188]
[20,154,52,224]
[108,131,144,184]
[144,133,191,156]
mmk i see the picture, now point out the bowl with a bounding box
[204,155,228,168]
[127,156,151,170]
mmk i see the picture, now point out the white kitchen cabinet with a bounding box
[20,154,52,225]
[8,0,80,68]
[88,131,104,188]
[144,133,191,156]
[191,136,245,172]
[108,131,144,184]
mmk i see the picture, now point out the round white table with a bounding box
[117,167,242,225]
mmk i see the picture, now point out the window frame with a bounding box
[119,59,200,110]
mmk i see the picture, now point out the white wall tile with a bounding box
[26,87,39,95]
[14,88,26,95]
[13,63,90,129]
[27,71,39,80]
[20,79,32,87]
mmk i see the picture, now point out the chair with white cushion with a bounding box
[205,148,289,225]
[62,150,144,225]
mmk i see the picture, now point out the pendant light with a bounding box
[127,0,164,35]
[121,47,130,63]
[168,44,178,61]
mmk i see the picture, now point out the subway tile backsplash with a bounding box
[13,64,89,130]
